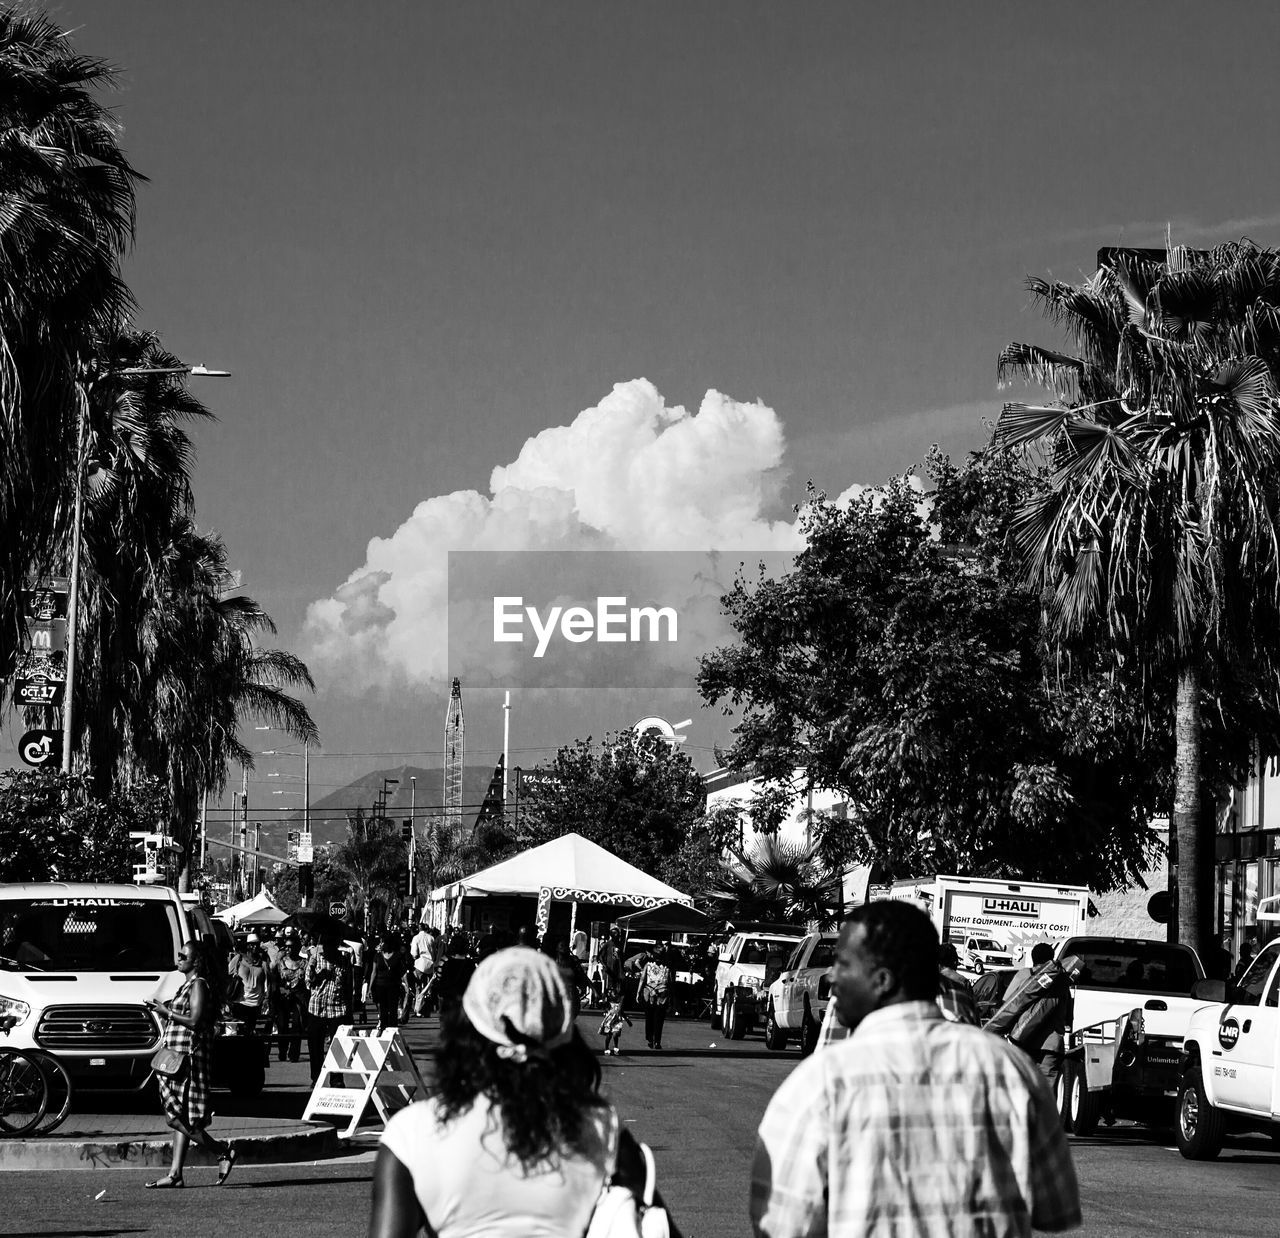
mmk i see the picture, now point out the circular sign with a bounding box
[1218,1016,1241,1052]
[1147,891,1172,924]
[18,729,60,768]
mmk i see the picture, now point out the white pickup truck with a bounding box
[1056,935,1206,1135]
[1175,928,1280,1159]
[712,928,804,1040]
[961,934,1015,974]
[763,931,839,1055]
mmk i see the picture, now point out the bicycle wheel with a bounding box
[28,1050,72,1134]
[0,1048,49,1136]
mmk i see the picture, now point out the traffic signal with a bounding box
[397,870,411,897]
[401,818,413,842]
[299,863,314,900]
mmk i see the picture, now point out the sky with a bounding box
[13,1,1280,817]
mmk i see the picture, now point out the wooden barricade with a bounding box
[301,1025,427,1138]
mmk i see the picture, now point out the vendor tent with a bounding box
[215,888,288,927]
[430,832,691,937]
[616,902,710,935]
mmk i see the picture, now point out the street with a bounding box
[3,1015,1279,1237]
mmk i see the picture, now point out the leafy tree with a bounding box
[995,242,1280,955]
[0,769,167,882]
[698,449,1167,892]
[655,802,744,914]
[518,732,707,879]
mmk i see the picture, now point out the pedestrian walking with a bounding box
[365,934,409,1031]
[597,990,633,1055]
[628,941,675,1050]
[937,941,980,1025]
[142,939,237,1188]
[367,946,681,1238]
[305,933,355,1084]
[230,933,272,1037]
[273,933,308,1062]
[985,946,1082,1092]
[408,923,439,1017]
[434,933,476,1020]
[751,901,1080,1238]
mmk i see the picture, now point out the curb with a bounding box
[0,1122,339,1171]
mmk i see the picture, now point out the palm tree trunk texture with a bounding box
[1173,664,1212,958]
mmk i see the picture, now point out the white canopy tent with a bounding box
[215,887,289,927]
[429,832,691,938]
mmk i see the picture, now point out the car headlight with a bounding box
[0,995,31,1026]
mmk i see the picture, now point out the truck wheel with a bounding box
[764,1007,788,1051]
[1067,1060,1101,1137]
[722,993,740,1040]
[1054,1068,1072,1133]
[799,1002,819,1057]
[1175,1066,1225,1160]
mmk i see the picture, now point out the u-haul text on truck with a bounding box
[881,874,1091,959]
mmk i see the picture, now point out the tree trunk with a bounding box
[1173,663,1213,958]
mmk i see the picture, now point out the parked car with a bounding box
[763,932,840,1054]
[712,928,804,1038]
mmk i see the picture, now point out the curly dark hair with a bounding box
[432,1003,605,1171]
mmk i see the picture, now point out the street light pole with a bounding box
[60,363,229,776]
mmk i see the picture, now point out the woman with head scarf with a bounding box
[367,946,679,1238]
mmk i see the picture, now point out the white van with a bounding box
[0,882,198,1093]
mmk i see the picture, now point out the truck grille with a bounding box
[35,1005,159,1052]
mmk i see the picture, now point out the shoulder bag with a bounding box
[150,1045,188,1079]
[585,1108,671,1238]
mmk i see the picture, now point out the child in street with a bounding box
[597,990,632,1056]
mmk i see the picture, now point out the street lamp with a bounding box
[61,361,231,773]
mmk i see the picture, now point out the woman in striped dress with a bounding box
[142,938,237,1188]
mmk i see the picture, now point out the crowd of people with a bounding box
[181,906,1086,1235]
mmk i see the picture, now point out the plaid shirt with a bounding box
[305,950,353,1019]
[751,1001,1080,1238]
[937,967,981,1026]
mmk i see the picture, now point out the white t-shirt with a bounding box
[380,1095,611,1238]
[411,929,436,976]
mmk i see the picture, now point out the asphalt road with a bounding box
[5,1015,1280,1237]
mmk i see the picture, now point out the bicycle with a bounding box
[23,1048,72,1134]
[0,1043,48,1136]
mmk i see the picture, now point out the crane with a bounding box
[443,677,465,840]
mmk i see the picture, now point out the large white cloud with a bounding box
[304,379,816,689]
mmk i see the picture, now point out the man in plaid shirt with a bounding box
[751,901,1080,1238]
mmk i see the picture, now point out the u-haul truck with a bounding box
[882,874,1091,962]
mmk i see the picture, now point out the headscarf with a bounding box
[461,946,573,1063]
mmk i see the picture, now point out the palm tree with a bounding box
[0,12,141,686]
[995,240,1280,956]
[708,834,839,927]
[135,523,318,887]
[69,331,213,796]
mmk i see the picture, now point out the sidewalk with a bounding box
[0,1049,348,1171]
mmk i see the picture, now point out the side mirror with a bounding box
[718,951,732,964]
[1191,978,1226,1003]
[818,973,832,999]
